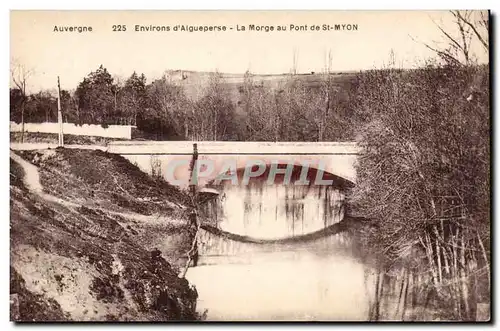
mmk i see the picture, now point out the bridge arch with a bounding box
[199,163,354,240]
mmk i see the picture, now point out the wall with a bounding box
[10,122,134,139]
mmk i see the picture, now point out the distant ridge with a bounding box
[159,69,359,100]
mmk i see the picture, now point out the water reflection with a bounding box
[188,164,369,321]
[202,164,353,239]
[186,251,372,321]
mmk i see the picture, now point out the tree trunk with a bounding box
[452,226,461,317]
[424,232,439,289]
[396,268,408,320]
[460,230,471,320]
[20,102,25,143]
[372,270,381,321]
[433,225,443,284]
[476,230,490,290]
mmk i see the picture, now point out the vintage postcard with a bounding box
[9,10,490,322]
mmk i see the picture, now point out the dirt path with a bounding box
[10,151,43,193]
[10,150,185,226]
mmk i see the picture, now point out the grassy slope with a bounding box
[20,148,188,214]
[10,150,198,321]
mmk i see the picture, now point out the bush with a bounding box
[349,64,490,320]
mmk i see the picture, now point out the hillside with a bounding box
[10,148,199,321]
[167,69,358,101]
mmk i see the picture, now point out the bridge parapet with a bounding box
[107,141,361,155]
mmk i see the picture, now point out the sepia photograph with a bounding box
[9,10,491,322]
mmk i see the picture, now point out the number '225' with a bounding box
[112,25,127,32]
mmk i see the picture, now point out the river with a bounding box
[185,250,373,321]
[185,165,375,321]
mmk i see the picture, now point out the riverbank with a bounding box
[10,148,199,321]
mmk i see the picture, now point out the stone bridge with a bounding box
[107,141,362,260]
[107,141,361,188]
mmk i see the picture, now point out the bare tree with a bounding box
[410,10,489,65]
[417,10,489,65]
[454,10,489,51]
[292,48,299,75]
[10,59,33,143]
[317,49,333,141]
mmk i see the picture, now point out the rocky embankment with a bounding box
[10,148,199,321]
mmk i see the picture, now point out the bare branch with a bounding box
[480,11,489,30]
[421,11,487,65]
[409,34,462,66]
[435,21,465,54]
[455,10,489,51]
[10,60,33,95]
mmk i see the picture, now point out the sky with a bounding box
[10,10,489,93]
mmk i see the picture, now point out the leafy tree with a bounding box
[25,91,57,123]
[10,88,24,123]
[59,90,77,123]
[121,72,147,125]
[75,65,116,124]
[136,75,191,140]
